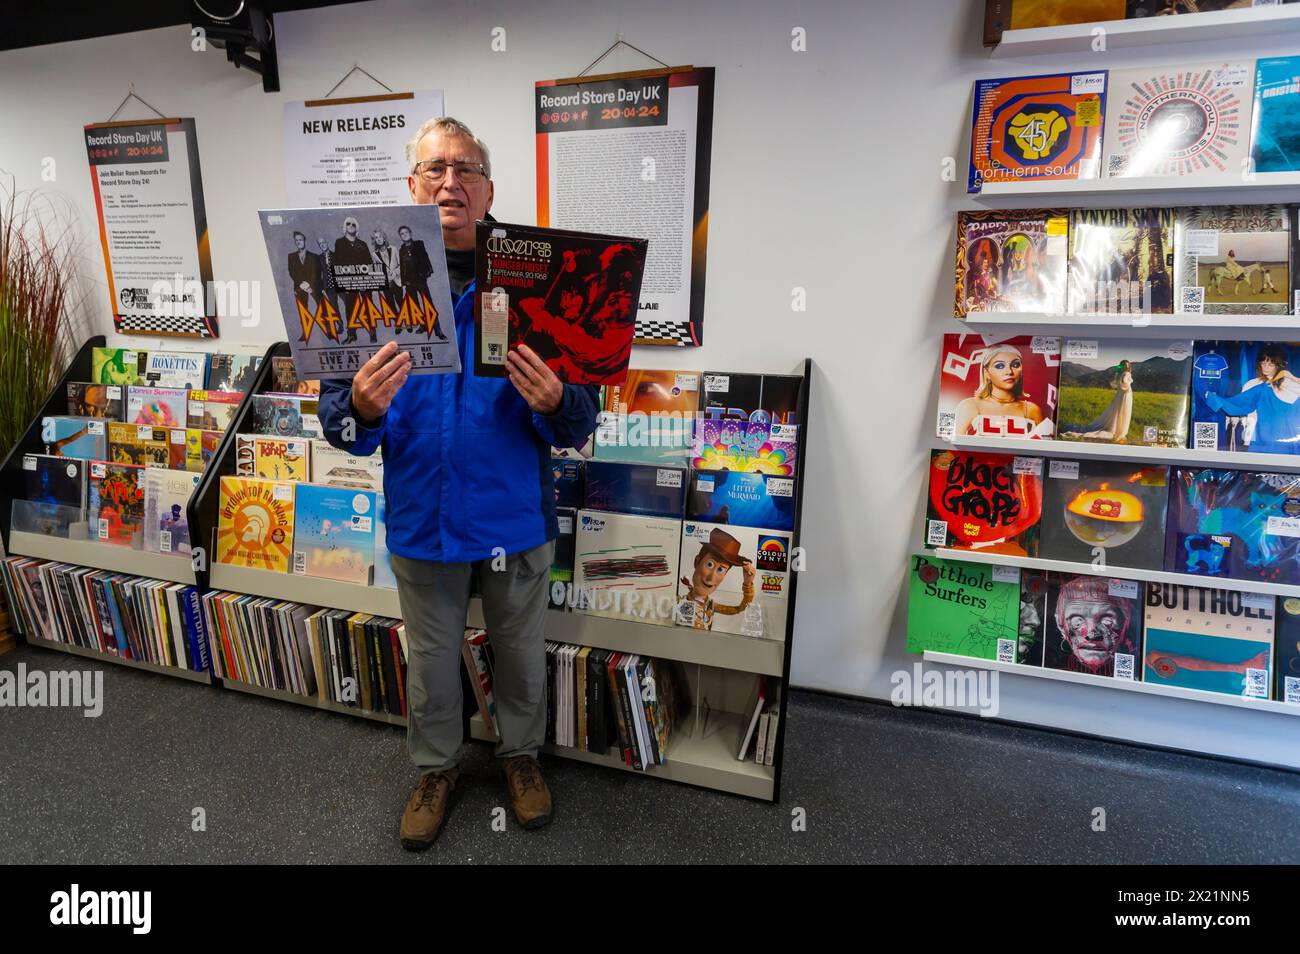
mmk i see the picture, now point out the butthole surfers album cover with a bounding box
[259,204,460,380]
[1037,460,1169,570]
[1055,338,1192,447]
[934,334,1060,440]
[923,449,1043,556]
[1143,583,1274,699]
[1190,341,1300,455]
[906,554,1020,661]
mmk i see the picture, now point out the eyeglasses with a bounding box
[412,159,488,184]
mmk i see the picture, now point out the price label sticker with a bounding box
[991,565,1020,585]
[695,476,715,493]
[1108,579,1139,599]
[22,456,36,471]
[1183,229,1219,256]
[1013,456,1042,476]
[766,478,794,497]
[273,483,293,502]
[1065,340,1098,360]
[704,374,729,393]
[656,468,682,488]
[171,429,186,443]
[137,425,153,440]
[1030,336,1060,355]
[1049,460,1080,480]
[674,373,698,391]
[556,514,573,534]
[87,421,105,435]
[1267,515,1300,537]
[90,462,107,478]
[1072,72,1105,96]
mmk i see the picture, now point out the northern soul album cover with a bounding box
[1173,206,1291,315]
[1067,208,1175,315]
[1190,341,1300,455]
[1165,467,1300,586]
[1042,572,1142,680]
[1055,338,1192,447]
[934,333,1061,440]
[1143,582,1274,698]
[258,204,459,380]
[923,449,1043,557]
[954,209,1069,316]
[968,71,1107,193]
[1037,459,1169,570]
[474,221,648,386]
[905,553,1020,661]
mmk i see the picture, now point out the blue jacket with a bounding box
[317,282,600,563]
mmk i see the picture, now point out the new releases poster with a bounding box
[258,204,459,380]
[473,221,647,385]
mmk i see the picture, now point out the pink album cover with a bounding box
[935,334,1060,441]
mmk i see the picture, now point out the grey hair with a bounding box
[405,116,492,178]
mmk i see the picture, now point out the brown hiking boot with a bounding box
[399,768,459,851]
[503,755,552,830]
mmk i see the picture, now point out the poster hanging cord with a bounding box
[322,64,394,100]
[575,34,673,79]
[105,85,170,123]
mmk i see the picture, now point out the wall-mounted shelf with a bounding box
[26,635,212,684]
[9,530,197,585]
[942,435,1300,474]
[958,313,1300,340]
[990,5,1300,57]
[925,547,1300,599]
[973,171,1300,202]
[923,651,1299,717]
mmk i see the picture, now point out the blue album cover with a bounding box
[1165,467,1300,586]
[373,492,397,590]
[1190,342,1300,455]
[581,460,686,518]
[1276,596,1300,703]
[1252,56,1300,173]
[686,471,795,531]
[292,484,377,584]
[41,416,108,460]
[1143,584,1274,698]
[551,459,584,510]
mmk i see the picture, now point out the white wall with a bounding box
[2,0,1298,766]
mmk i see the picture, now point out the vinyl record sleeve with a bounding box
[1067,207,1175,315]
[1173,205,1290,315]
[935,334,1061,440]
[1143,582,1273,698]
[1190,341,1300,455]
[955,209,1069,316]
[1056,338,1192,447]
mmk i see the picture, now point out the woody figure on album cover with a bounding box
[677,527,757,630]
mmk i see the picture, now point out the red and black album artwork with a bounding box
[473,221,648,386]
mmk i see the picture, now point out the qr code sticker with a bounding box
[926,519,949,547]
[488,343,502,357]
[1285,676,1300,704]
[1113,653,1135,681]
[160,531,172,553]
[937,411,956,441]
[293,551,306,574]
[97,519,108,540]
[1193,422,1218,450]
[1107,154,1129,177]
[1180,286,1205,314]
[674,600,695,627]
[1245,668,1267,699]
[997,638,1015,664]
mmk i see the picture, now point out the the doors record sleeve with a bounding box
[1042,572,1141,679]
[1191,341,1300,455]
[1056,338,1192,447]
[1037,459,1169,570]
[934,334,1060,440]
[1067,208,1175,315]
[1143,583,1274,699]
[258,204,459,380]
[1173,206,1290,315]
[1103,62,1251,179]
[967,70,1106,193]
[924,449,1043,557]
[954,209,1069,316]
[474,221,648,385]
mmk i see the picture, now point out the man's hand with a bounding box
[350,341,412,423]
[506,344,563,415]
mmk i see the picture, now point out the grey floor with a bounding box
[2,641,1298,864]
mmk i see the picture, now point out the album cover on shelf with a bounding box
[88,461,145,546]
[310,441,383,491]
[125,386,188,428]
[983,0,1126,42]
[594,370,699,465]
[142,351,207,389]
[905,553,1020,661]
[216,477,296,572]
[550,506,576,610]
[373,493,397,590]
[66,383,123,420]
[473,221,648,385]
[292,484,377,584]
[1165,467,1300,586]
[1173,206,1290,315]
[935,334,1061,440]
[1102,62,1251,180]
[247,394,321,439]
[582,460,686,518]
[1067,208,1175,314]
[142,467,201,556]
[924,449,1042,556]
[205,354,262,392]
[686,471,795,531]
[21,454,86,536]
[90,348,146,386]
[1037,460,1169,569]
[106,422,169,468]
[269,356,321,395]
[551,459,584,509]
[1275,596,1300,703]
[1042,572,1142,679]
[1127,0,1274,15]
[1252,55,1300,174]
[1143,583,1274,698]
[1190,341,1300,454]
[967,70,1107,193]
[572,510,680,626]
[258,204,459,380]
[184,428,223,472]
[1056,338,1192,446]
[693,371,800,475]
[1018,569,1047,667]
[237,435,309,481]
[954,209,1069,316]
[186,390,242,432]
[676,520,791,640]
[41,416,107,460]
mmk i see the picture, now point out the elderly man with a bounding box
[317,117,598,852]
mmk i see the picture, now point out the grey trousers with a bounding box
[390,540,554,774]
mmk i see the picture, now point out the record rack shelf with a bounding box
[973,171,1300,200]
[942,435,1300,476]
[1,337,810,803]
[989,3,1300,58]
[959,313,1300,341]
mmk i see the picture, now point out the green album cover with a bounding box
[906,553,1019,660]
